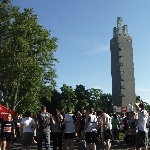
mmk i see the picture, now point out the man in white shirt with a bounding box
[135,103,148,150]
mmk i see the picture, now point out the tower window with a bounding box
[119,94,125,97]
[119,86,125,89]
[118,78,124,81]
[117,63,123,66]
[118,71,124,74]
[118,41,122,44]
[117,56,123,59]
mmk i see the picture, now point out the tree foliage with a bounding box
[0,0,58,112]
[40,84,112,114]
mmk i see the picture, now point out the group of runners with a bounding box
[0,102,149,150]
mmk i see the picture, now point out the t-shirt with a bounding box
[106,114,112,130]
[0,118,4,130]
[86,114,97,132]
[79,115,86,130]
[1,121,15,134]
[137,109,148,132]
[51,115,63,132]
[128,119,138,135]
[112,118,119,128]
[21,117,35,133]
[37,112,52,132]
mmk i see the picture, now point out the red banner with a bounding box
[0,104,14,120]
[121,106,127,112]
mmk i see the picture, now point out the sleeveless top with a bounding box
[64,113,75,133]
[86,114,97,132]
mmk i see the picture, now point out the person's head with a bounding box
[125,112,129,117]
[82,109,86,115]
[131,111,136,119]
[41,105,46,112]
[67,107,72,113]
[97,111,103,117]
[7,113,12,121]
[24,110,31,117]
[54,109,61,116]
[87,108,95,115]
[113,113,117,119]
[138,103,145,110]
[101,107,107,113]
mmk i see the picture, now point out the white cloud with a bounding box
[135,88,150,92]
[87,45,110,54]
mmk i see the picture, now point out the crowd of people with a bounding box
[0,102,149,150]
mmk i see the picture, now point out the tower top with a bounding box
[113,17,129,37]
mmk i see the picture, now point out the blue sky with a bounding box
[12,0,150,104]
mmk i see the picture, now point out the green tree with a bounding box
[60,84,78,113]
[74,84,90,112]
[0,0,58,112]
[88,88,103,111]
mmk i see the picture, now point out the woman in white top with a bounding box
[20,110,35,150]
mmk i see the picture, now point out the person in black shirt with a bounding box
[36,105,55,150]
[1,113,16,150]
[0,118,4,149]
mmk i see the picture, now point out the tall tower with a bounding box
[110,17,136,107]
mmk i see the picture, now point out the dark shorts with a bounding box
[104,129,111,140]
[21,132,34,146]
[2,133,13,142]
[136,131,148,149]
[63,133,74,139]
[85,132,97,143]
[129,135,136,146]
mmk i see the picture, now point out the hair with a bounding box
[113,113,117,119]
[125,112,129,117]
[97,111,102,116]
[67,107,72,113]
[53,109,61,121]
[88,108,95,114]
[24,110,31,117]
[101,107,107,113]
[41,105,46,111]
[139,103,145,109]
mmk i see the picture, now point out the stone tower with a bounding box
[110,17,136,107]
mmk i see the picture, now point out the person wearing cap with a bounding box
[135,103,149,150]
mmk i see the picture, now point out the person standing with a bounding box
[0,118,4,150]
[112,114,119,142]
[128,111,138,150]
[20,110,35,150]
[84,108,97,150]
[102,107,112,150]
[63,107,76,150]
[1,113,16,150]
[36,105,55,150]
[135,103,149,150]
[51,109,63,150]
